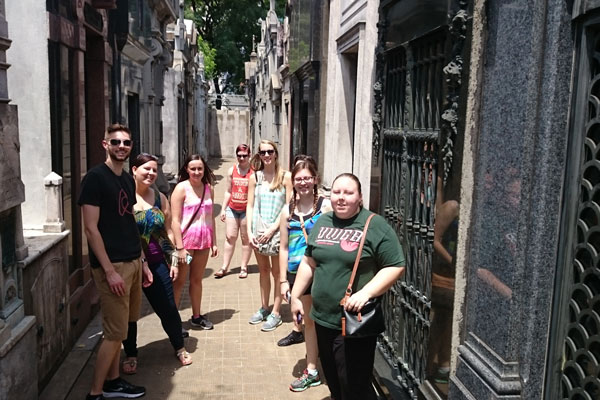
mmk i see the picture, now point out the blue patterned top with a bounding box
[287,197,326,273]
[134,190,174,265]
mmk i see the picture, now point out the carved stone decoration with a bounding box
[159,40,173,67]
[149,36,163,58]
[404,48,413,132]
[372,16,388,161]
[441,2,469,186]
[4,282,16,303]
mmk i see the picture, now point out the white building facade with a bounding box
[322,0,379,205]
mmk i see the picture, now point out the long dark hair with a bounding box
[289,160,320,220]
[177,154,216,185]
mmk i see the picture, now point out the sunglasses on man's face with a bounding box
[237,153,249,158]
[108,139,132,147]
[258,149,275,156]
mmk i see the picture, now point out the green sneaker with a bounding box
[261,313,282,332]
[290,369,321,392]
[249,307,269,324]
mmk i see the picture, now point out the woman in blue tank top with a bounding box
[279,158,331,392]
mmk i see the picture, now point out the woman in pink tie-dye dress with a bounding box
[180,183,214,249]
[171,155,218,330]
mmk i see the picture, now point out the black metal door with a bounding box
[372,1,470,398]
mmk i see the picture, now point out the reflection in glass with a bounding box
[426,176,459,397]
[385,0,447,50]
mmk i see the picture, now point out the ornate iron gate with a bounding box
[372,1,470,398]
[546,14,600,400]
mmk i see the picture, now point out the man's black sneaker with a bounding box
[190,315,214,330]
[102,377,145,398]
[86,394,104,400]
[277,330,304,346]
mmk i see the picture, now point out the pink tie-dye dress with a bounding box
[181,181,213,250]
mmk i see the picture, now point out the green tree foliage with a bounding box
[197,35,217,79]
[185,0,286,93]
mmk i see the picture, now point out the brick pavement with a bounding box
[63,158,332,400]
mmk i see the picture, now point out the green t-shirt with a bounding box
[306,208,405,329]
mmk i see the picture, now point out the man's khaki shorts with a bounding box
[91,259,142,341]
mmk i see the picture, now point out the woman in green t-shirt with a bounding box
[290,173,406,400]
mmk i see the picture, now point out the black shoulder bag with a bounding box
[339,213,385,338]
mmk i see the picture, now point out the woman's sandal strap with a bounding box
[122,358,137,374]
[176,350,193,366]
[214,268,228,278]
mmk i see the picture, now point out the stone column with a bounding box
[150,22,174,194]
[0,0,8,103]
[0,1,37,398]
[43,173,66,233]
[0,0,27,329]
[449,1,575,399]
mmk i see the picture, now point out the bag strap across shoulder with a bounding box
[340,213,375,306]
[255,171,263,215]
[183,183,206,233]
[299,214,309,242]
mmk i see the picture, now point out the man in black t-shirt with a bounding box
[78,124,152,400]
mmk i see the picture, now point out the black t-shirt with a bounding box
[78,163,141,268]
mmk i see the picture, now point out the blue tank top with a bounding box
[287,197,325,273]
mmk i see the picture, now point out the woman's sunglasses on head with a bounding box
[139,152,158,161]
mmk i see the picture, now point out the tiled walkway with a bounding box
[64,158,331,400]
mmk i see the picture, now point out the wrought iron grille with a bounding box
[377,30,446,399]
[559,28,600,400]
[384,48,407,130]
[412,36,445,131]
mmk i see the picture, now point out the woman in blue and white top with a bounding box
[279,157,331,392]
[246,140,293,332]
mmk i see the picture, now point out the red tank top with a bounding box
[229,165,252,211]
